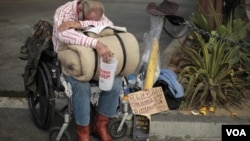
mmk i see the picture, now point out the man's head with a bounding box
[78,0,104,21]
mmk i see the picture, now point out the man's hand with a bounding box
[58,21,81,32]
[96,41,113,63]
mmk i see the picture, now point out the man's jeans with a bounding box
[64,75,122,126]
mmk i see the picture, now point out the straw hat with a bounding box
[146,0,179,16]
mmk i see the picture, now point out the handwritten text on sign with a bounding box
[128,87,169,115]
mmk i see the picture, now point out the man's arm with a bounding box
[57,28,98,48]
[58,21,82,32]
[58,14,113,31]
[57,28,114,63]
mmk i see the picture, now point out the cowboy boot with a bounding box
[93,113,113,141]
[76,125,90,141]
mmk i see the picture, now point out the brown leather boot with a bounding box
[76,125,90,141]
[93,113,113,141]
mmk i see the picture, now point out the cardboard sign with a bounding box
[128,87,169,115]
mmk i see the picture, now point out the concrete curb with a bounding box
[149,111,250,140]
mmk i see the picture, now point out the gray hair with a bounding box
[81,0,104,20]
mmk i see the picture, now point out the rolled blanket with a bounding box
[58,32,140,81]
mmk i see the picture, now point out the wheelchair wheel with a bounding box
[108,118,128,139]
[26,62,55,130]
[49,127,70,141]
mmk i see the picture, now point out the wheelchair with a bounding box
[23,42,131,141]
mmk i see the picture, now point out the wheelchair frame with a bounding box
[24,46,130,141]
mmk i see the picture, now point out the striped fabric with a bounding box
[52,0,114,52]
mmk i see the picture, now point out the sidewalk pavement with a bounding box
[1,96,250,141]
[0,0,249,141]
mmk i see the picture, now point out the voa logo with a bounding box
[226,129,246,136]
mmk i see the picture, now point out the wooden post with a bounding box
[198,0,223,29]
[214,0,223,23]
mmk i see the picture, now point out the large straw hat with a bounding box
[146,0,179,16]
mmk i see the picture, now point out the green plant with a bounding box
[191,0,250,43]
[178,0,250,109]
[216,16,250,72]
[178,33,249,109]
[190,0,222,42]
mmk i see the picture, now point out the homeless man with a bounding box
[52,0,122,141]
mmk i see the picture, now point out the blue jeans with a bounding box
[64,75,122,126]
